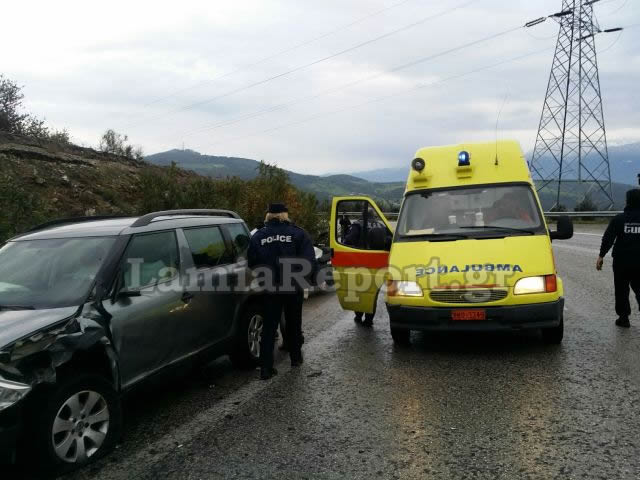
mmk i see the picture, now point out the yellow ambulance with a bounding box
[329,140,573,344]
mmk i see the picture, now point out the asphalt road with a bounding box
[13,224,640,479]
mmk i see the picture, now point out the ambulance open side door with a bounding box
[329,196,394,314]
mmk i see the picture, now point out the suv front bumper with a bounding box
[387,299,563,332]
[0,403,21,464]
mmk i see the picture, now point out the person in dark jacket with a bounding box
[597,188,640,328]
[248,203,317,379]
[342,218,375,327]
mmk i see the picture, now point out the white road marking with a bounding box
[573,232,603,237]
[553,243,599,254]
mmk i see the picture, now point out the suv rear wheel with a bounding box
[230,304,263,368]
[29,374,122,475]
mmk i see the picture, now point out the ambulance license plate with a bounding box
[451,309,486,321]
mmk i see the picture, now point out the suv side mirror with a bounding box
[550,215,573,241]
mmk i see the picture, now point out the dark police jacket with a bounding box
[599,207,640,266]
[248,219,317,290]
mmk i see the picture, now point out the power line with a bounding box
[121,0,481,130]
[175,24,523,140]
[136,0,418,110]
[188,45,554,153]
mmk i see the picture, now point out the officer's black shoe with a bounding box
[260,368,278,380]
[362,314,374,327]
[354,314,363,324]
[615,316,631,328]
[291,353,304,367]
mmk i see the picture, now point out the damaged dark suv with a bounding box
[0,210,265,473]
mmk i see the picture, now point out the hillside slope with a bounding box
[0,133,208,241]
[0,134,325,242]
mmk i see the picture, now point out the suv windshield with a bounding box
[396,184,545,240]
[0,237,116,309]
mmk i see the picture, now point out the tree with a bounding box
[0,74,28,134]
[0,74,68,142]
[99,129,144,160]
[550,204,567,213]
[574,195,598,212]
[99,129,127,155]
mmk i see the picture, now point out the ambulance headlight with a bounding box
[387,280,423,297]
[513,275,557,295]
[458,151,470,166]
[411,158,425,172]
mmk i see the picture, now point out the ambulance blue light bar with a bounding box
[458,151,470,166]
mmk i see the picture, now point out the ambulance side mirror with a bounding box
[550,216,573,241]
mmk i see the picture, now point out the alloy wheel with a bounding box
[51,390,110,463]
[248,314,264,360]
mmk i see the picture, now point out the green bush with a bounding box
[0,174,46,241]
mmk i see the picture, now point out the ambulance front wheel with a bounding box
[541,315,564,345]
[391,327,411,345]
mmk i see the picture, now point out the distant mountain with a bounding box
[145,149,404,205]
[347,142,640,184]
[347,167,408,183]
[609,142,640,185]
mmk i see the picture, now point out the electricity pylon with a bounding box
[530,0,622,210]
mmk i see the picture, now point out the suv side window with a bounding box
[226,223,251,261]
[122,231,180,289]
[184,226,234,268]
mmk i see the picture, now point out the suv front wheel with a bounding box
[29,374,122,475]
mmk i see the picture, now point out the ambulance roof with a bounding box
[405,140,533,194]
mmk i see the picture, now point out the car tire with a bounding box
[391,327,411,345]
[28,373,122,476]
[541,316,564,345]
[230,304,263,368]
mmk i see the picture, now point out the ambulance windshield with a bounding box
[396,184,545,239]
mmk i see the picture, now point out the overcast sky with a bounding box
[2,0,638,175]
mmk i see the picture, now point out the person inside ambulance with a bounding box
[486,191,533,225]
[342,210,375,326]
[596,188,640,328]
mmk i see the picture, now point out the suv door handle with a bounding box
[181,292,194,303]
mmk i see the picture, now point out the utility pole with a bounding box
[530,0,622,210]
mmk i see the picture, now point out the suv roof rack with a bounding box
[27,215,133,233]
[130,209,241,228]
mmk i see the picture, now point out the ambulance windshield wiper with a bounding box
[403,233,470,241]
[463,225,536,235]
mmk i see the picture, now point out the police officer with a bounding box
[248,203,317,380]
[597,188,640,328]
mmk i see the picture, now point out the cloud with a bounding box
[2,0,638,175]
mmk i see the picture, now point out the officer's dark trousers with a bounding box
[613,262,640,317]
[260,292,304,370]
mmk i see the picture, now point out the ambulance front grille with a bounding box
[429,289,508,304]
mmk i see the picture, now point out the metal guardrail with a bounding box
[543,211,621,218]
[379,211,621,218]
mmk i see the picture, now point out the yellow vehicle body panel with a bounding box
[406,140,533,193]
[385,235,563,307]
